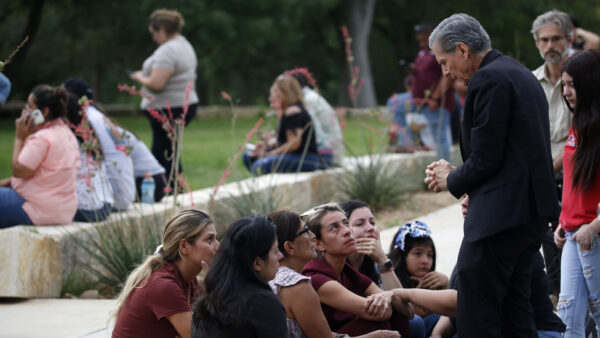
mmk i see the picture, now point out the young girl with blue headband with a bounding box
[389,220,449,337]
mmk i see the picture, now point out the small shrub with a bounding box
[68,215,162,294]
[337,154,407,211]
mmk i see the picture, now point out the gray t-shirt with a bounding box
[141,35,199,110]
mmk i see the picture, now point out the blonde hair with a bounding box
[110,209,213,321]
[274,75,306,110]
[149,9,184,35]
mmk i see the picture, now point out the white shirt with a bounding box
[76,150,114,211]
[302,87,344,164]
[532,64,572,160]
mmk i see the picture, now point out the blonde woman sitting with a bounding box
[112,209,219,338]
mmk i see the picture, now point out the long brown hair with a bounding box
[273,75,306,110]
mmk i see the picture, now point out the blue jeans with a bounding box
[537,329,563,338]
[409,313,440,338]
[558,230,600,337]
[0,187,33,228]
[387,93,452,160]
[74,203,112,223]
[420,105,452,161]
[243,152,331,175]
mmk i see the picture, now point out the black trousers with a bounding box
[144,104,197,181]
[456,219,546,337]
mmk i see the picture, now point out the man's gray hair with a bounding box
[531,10,573,40]
[428,13,491,55]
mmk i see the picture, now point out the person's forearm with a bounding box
[578,28,600,49]
[380,270,403,290]
[400,289,457,317]
[11,137,24,174]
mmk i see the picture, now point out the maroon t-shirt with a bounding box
[411,48,455,111]
[112,262,200,338]
[302,258,373,331]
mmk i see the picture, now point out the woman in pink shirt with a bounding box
[0,85,79,227]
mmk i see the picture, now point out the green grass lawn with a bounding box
[0,113,388,190]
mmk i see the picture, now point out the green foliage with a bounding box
[69,216,162,293]
[338,153,407,211]
[222,178,288,223]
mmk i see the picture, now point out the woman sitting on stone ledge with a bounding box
[242,75,330,175]
[0,84,79,228]
[111,209,219,338]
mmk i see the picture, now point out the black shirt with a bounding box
[192,285,287,338]
[277,104,318,155]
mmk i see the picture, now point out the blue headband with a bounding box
[393,220,432,251]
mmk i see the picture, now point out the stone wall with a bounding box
[0,149,460,298]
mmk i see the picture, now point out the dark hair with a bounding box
[192,215,276,332]
[31,85,68,121]
[388,231,437,288]
[414,22,433,33]
[339,200,371,219]
[149,9,184,35]
[291,73,308,88]
[561,50,600,191]
[268,209,302,258]
[63,77,94,100]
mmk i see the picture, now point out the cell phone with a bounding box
[30,109,45,126]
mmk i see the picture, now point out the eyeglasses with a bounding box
[293,225,311,240]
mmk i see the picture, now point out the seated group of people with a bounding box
[111,201,482,338]
[0,78,167,228]
[243,70,344,175]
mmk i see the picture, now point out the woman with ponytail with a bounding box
[0,84,79,227]
[192,215,287,338]
[553,49,600,337]
[112,209,219,338]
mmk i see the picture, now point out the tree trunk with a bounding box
[348,0,377,108]
[4,0,46,79]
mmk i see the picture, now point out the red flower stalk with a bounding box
[284,67,318,89]
[340,25,364,107]
[221,91,232,102]
[210,117,264,199]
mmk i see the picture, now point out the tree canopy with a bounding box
[1,0,599,106]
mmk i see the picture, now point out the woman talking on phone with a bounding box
[0,85,79,227]
[554,49,600,337]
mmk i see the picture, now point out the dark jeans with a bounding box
[135,173,168,202]
[0,187,32,228]
[242,152,332,175]
[456,219,547,337]
[144,104,197,180]
[74,203,112,223]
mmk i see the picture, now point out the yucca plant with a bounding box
[338,153,407,211]
[68,214,162,294]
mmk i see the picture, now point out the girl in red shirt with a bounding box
[554,49,600,337]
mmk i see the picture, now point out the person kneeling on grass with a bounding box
[242,74,330,175]
[301,203,413,337]
[111,209,219,338]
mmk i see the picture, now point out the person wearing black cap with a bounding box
[64,78,167,207]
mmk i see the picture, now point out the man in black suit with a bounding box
[424,14,559,337]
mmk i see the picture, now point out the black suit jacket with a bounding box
[447,49,559,241]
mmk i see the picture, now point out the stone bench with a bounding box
[0,150,455,298]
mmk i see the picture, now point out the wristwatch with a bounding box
[378,259,394,273]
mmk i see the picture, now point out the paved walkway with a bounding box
[0,202,464,338]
